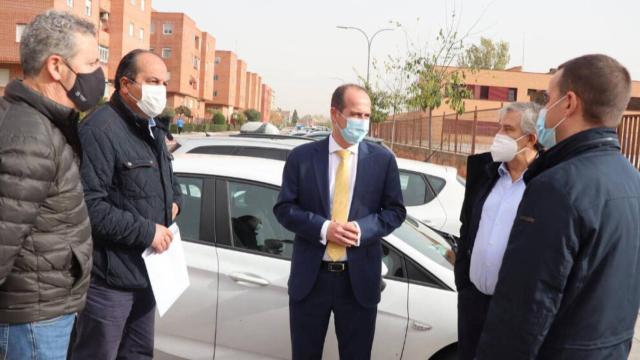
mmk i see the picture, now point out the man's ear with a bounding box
[44,55,65,82]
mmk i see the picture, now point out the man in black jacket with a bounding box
[71,49,182,359]
[476,54,640,359]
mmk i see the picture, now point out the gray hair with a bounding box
[498,102,542,136]
[20,10,96,77]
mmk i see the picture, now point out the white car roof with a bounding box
[174,136,312,154]
[173,153,285,185]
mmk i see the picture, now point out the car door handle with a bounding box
[229,272,270,287]
[411,321,432,331]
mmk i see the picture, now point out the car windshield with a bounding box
[392,217,453,270]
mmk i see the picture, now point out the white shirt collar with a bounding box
[328,133,359,155]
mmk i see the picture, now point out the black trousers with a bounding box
[289,266,377,360]
[70,277,156,360]
[457,284,492,360]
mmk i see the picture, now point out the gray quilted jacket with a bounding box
[0,80,92,323]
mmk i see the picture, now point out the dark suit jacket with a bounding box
[273,137,406,308]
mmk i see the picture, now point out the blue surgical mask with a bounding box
[536,95,567,149]
[338,113,369,145]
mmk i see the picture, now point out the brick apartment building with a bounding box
[210,50,237,118]
[0,0,150,96]
[235,58,247,110]
[0,2,273,124]
[150,11,215,122]
[260,84,273,121]
[432,66,640,116]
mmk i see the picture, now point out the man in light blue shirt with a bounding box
[455,102,542,360]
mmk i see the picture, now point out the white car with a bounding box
[154,154,458,360]
[173,135,464,236]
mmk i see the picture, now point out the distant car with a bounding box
[173,135,464,236]
[154,154,458,360]
[240,122,280,134]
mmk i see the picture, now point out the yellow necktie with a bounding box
[327,149,351,261]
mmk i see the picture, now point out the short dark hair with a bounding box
[114,49,160,91]
[331,84,368,111]
[557,54,631,127]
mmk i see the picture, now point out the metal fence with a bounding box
[371,108,502,155]
[372,109,640,170]
[619,115,640,169]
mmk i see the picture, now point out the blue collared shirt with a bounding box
[469,163,527,295]
[148,118,156,139]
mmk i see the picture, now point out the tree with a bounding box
[291,109,299,124]
[175,105,192,118]
[212,111,226,125]
[244,109,262,122]
[404,23,474,150]
[458,37,510,70]
[232,111,247,127]
[362,80,390,124]
[161,106,175,119]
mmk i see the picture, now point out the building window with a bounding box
[139,28,144,40]
[0,69,10,86]
[162,48,172,59]
[193,56,200,70]
[99,45,109,63]
[67,0,73,7]
[214,56,221,64]
[85,0,92,16]
[214,75,219,81]
[150,22,155,34]
[163,23,173,35]
[479,86,489,100]
[140,0,145,10]
[507,88,517,102]
[195,36,200,49]
[129,22,134,37]
[15,24,26,43]
[213,91,218,97]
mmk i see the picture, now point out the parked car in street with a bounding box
[154,154,458,360]
[173,135,464,236]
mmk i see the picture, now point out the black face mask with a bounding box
[60,60,106,112]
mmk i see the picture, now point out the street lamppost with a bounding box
[336,26,394,85]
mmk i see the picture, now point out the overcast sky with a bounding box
[152,0,640,116]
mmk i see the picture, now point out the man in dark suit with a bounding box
[274,84,406,360]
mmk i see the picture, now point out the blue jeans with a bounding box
[0,314,75,360]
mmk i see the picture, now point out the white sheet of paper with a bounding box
[142,223,190,317]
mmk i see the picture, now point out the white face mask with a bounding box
[490,133,528,162]
[129,83,167,119]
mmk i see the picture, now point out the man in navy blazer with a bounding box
[274,84,406,359]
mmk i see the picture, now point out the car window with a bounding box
[405,258,443,288]
[426,175,446,197]
[176,176,203,241]
[382,242,405,280]
[187,145,236,155]
[399,171,428,206]
[227,181,295,259]
[392,218,453,270]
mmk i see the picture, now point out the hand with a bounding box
[151,224,173,253]
[327,221,358,247]
[172,203,179,221]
